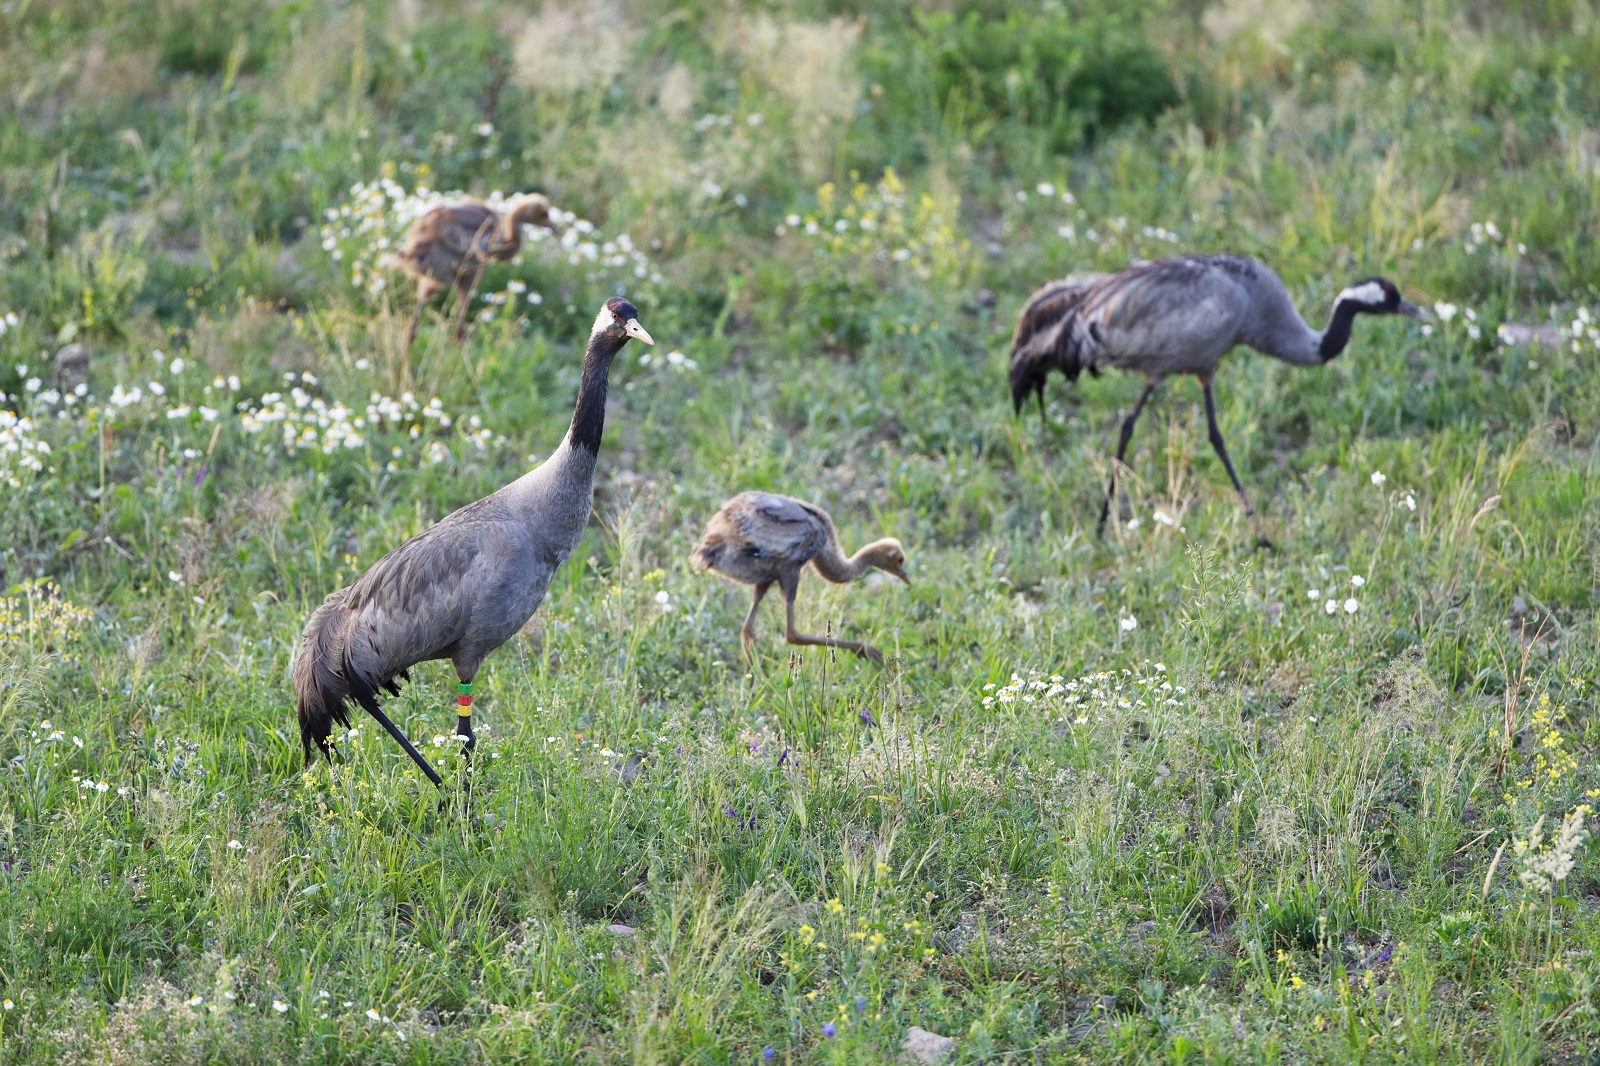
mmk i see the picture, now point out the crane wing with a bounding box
[1071,255,1255,365]
[734,492,830,562]
[338,520,481,692]
[402,204,501,266]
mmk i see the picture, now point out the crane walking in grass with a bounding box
[395,193,555,354]
[690,492,909,666]
[1009,254,1426,536]
[295,298,653,787]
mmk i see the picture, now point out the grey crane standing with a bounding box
[395,194,555,354]
[294,297,653,786]
[690,492,909,665]
[1009,254,1425,535]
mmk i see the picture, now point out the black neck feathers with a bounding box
[1318,298,1363,362]
[567,332,625,453]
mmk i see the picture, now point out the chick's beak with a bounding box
[624,318,655,345]
[892,566,910,586]
[1397,299,1429,321]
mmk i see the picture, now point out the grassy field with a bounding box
[2,0,1599,1061]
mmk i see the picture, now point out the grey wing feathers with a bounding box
[398,204,500,285]
[738,493,830,562]
[1009,274,1103,412]
[1010,255,1266,407]
[340,523,478,688]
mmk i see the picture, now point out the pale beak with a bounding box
[892,567,910,586]
[1397,300,1429,321]
[624,318,654,345]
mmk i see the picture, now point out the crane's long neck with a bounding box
[1254,295,1361,368]
[1315,298,1364,362]
[497,212,521,248]
[812,538,895,584]
[567,329,625,454]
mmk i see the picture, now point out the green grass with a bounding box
[2,0,1599,1061]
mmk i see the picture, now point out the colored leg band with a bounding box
[458,681,473,717]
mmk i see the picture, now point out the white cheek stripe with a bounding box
[1337,281,1386,306]
[592,306,614,335]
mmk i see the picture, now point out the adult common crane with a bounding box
[1009,254,1425,534]
[396,194,554,354]
[690,492,909,666]
[295,297,653,787]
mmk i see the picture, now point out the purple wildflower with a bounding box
[854,995,867,1013]
[762,1048,776,1062]
[723,803,738,820]
[858,709,876,728]
[821,1022,837,1040]
[777,748,790,767]
[1376,942,1393,964]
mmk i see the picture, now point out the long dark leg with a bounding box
[1200,379,1253,516]
[454,674,477,757]
[452,261,488,343]
[780,570,883,666]
[404,284,427,358]
[1201,377,1273,549]
[1098,379,1159,535]
[352,689,443,787]
[444,668,478,813]
[740,581,772,667]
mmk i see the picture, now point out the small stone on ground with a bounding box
[903,1025,955,1064]
[605,923,635,937]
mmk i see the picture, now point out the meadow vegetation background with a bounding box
[2,0,1599,1061]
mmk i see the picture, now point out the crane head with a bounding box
[865,538,910,585]
[594,297,654,345]
[1338,278,1428,320]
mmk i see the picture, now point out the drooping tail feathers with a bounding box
[294,592,355,762]
[1009,275,1103,413]
[688,532,724,573]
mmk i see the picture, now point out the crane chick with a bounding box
[1010,254,1426,535]
[295,297,653,787]
[690,492,908,665]
[395,194,554,353]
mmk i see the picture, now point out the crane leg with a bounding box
[404,281,433,359]
[780,571,884,666]
[1201,378,1273,549]
[452,261,488,343]
[351,688,443,787]
[454,678,477,757]
[740,581,772,668]
[1098,379,1158,536]
[1203,379,1254,512]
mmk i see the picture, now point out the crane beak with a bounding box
[1397,299,1429,321]
[891,566,910,586]
[624,318,655,345]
